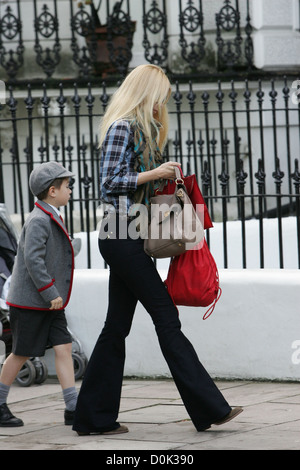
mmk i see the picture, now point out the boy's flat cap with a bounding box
[29,161,75,197]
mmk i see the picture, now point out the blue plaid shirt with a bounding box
[100,120,139,215]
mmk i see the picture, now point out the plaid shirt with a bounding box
[100,120,138,215]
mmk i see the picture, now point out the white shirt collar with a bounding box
[46,202,61,218]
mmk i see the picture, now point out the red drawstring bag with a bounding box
[162,169,221,319]
[164,239,221,319]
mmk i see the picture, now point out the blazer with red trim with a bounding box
[7,201,74,310]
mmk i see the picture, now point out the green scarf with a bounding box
[132,124,163,211]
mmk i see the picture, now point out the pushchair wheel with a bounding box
[16,359,36,387]
[32,357,48,384]
[72,352,86,380]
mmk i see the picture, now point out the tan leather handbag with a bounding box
[144,167,204,258]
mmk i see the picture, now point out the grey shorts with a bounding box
[9,306,72,357]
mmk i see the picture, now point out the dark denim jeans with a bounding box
[73,228,231,433]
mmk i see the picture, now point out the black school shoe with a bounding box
[64,409,75,425]
[0,403,24,427]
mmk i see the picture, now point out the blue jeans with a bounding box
[73,227,231,433]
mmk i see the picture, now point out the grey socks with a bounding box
[1,382,77,412]
[63,386,78,411]
[0,382,10,406]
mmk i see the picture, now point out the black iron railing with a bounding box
[0,77,300,269]
[0,0,255,83]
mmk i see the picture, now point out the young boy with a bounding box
[0,161,77,427]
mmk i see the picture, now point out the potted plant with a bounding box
[77,0,136,77]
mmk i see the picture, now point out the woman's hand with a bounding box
[154,161,181,180]
[137,161,181,186]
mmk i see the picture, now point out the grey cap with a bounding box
[29,161,75,197]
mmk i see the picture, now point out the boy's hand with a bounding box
[50,296,63,310]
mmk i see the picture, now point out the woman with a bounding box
[73,64,242,435]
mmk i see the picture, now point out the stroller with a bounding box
[0,203,87,386]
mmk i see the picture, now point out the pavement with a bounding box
[0,378,299,451]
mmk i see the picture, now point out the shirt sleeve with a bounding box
[101,120,138,195]
[23,217,60,303]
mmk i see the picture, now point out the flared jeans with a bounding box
[73,232,231,433]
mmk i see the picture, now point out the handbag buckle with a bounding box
[176,188,185,198]
[175,178,184,185]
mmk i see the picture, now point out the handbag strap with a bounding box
[174,166,184,183]
[155,166,185,194]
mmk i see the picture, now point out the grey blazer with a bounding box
[7,201,74,310]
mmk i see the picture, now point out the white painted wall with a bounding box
[47,217,300,380]
[59,267,300,382]
[251,0,300,70]
[51,216,298,382]
[43,216,299,382]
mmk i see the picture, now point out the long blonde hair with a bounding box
[99,64,171,152]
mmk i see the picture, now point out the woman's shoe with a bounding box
[214,406,243,426]
[77,424,129,436]
[100,424,129,435]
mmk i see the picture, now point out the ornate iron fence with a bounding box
[0,77,300,269]
[0,0,255,83]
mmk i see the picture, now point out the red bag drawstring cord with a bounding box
[202,287,222,320]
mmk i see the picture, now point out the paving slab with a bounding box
[0,378,299,452]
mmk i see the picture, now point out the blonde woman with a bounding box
[73,65,242,436]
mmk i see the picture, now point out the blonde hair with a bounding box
[99,64,171,152]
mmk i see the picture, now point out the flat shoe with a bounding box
[101,424,129,435]
[214,406,243,426]
[77,424,129,436]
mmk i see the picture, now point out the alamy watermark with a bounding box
[291,80,300,105]
[99,197,205,249]
[0,80,6,105]
[291,340,300,365]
